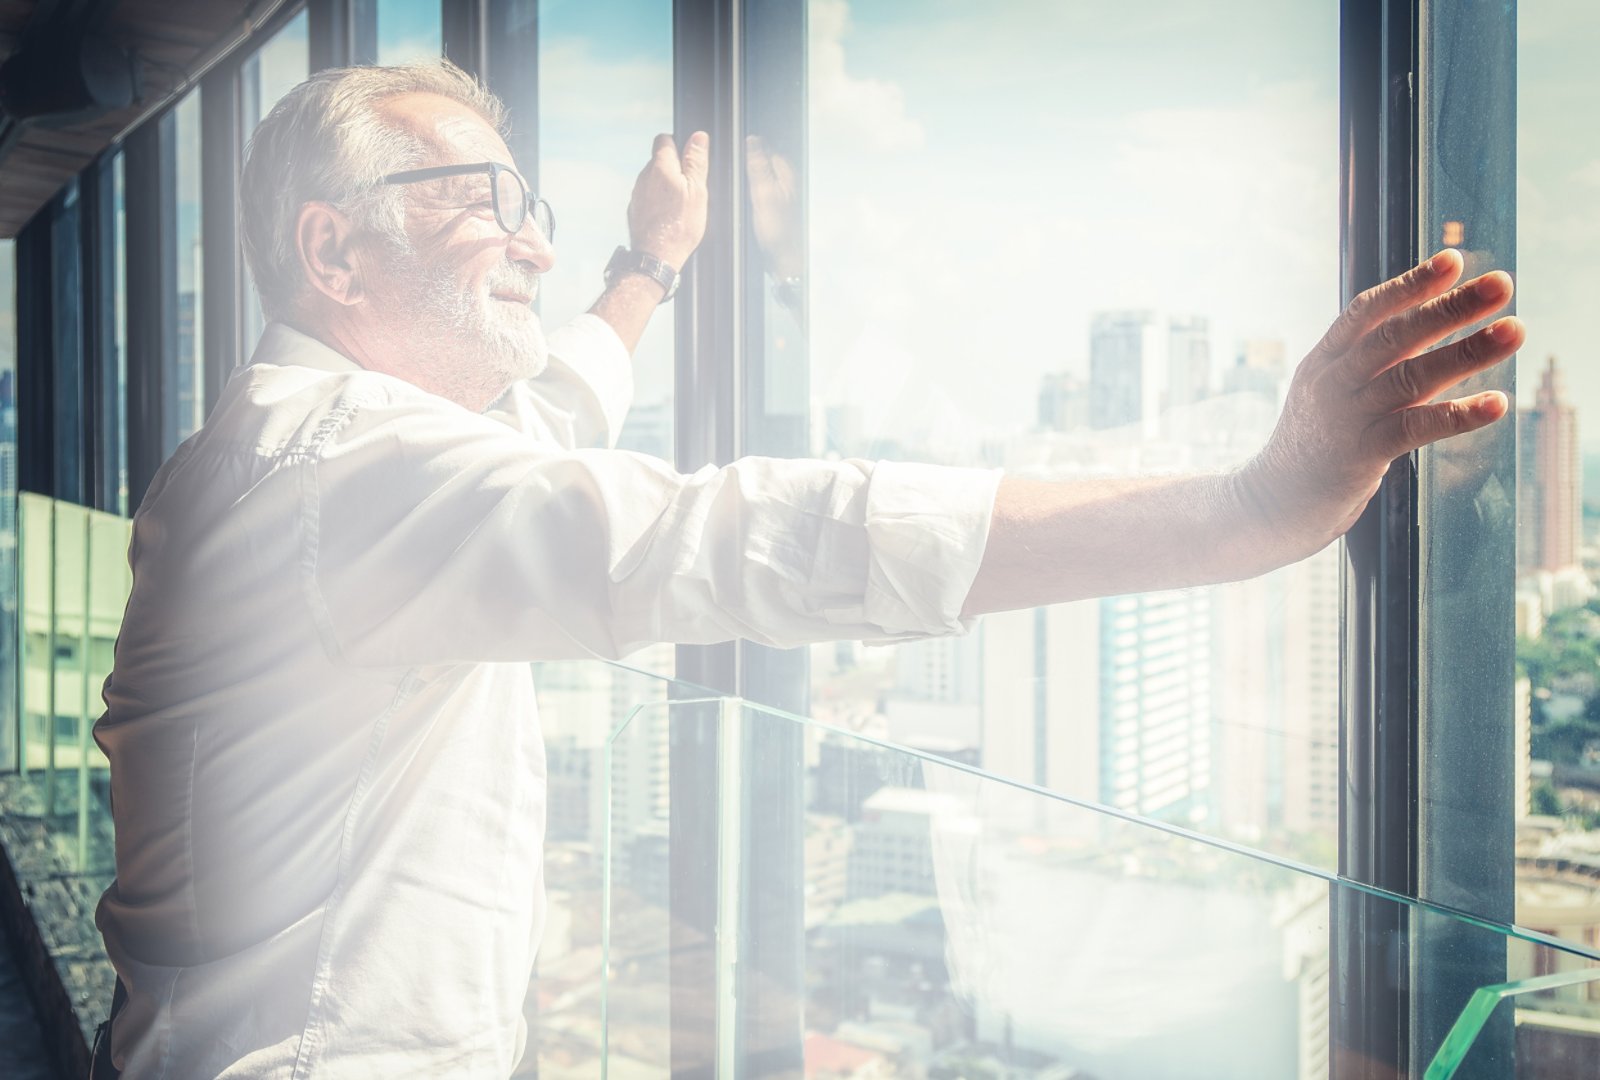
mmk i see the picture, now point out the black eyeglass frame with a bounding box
[382,161,555,241]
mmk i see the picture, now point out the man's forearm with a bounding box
[961,472,1289,617]
[588,273,669,354]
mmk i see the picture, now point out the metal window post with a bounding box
[78,153,121,513]
[123,114,177,509]
[200,65,244,418]
[1335,0,1420,1076]
[1412,1,1518,1073]
[673,0,809,1074]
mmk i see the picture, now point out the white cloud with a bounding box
[808,0,924,155]
[803,77,1339,449]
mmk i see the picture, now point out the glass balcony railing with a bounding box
[4,496,1599,1076]
[600,697,1600,1080]
[12,492,129,875]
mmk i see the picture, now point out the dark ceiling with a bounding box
[0,0,265,238]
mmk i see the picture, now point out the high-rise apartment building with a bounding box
[979,602,1101,803]
[1100,589,1213,820]
[1518,356,1582,573]
[1212,547,1340,843]
[1165,315,1212,413]
[979,590,1212,825]
[1089,310,1166,437]
[1089,311,1211,441]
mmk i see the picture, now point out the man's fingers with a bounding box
[1356,316,1523,413]
[651,132,679,167]
[1317,249,1463,356]
[1365,391,1509,460]
[1351,270,1514,380]
[682,130,710,185]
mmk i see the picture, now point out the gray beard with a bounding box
[381,250,549,407]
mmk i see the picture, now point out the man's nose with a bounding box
[508,218,555,273]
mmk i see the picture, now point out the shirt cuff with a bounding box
[861,461,1002,640]
[544,313,635,446]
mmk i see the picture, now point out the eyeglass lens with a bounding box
[493,168,527,234]
[491,169,554,241]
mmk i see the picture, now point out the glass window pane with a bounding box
[172,90,204,453]
[789,0,1341,869]
[538,0,675,464]
[240,9,311,353]
[375,0,443,65]
[528,3,674,1073]
[0,238,15,772]
[1514,0,1600,959]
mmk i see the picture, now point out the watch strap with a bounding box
[605,246,679,302]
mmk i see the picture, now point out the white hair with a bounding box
[239,60,508,320]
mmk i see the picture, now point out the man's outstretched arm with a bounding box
[964,249,1521,616]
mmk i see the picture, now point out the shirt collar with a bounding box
[249,321,364,375]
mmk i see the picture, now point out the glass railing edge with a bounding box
[729,693,1600,964]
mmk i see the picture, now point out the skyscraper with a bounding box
[1165,315,1212,412]
[1089,310,1166,437]
[979,590,1212,826]
[1090,311,1211,440]
[1518,356,1582,573]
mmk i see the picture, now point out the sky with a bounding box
[527,0,1599,454]
[532,0,1347,456]
[38,0,1593,454]
[1518,1,1600,445]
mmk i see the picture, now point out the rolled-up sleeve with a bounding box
[305,389,1000,668]
[481,313,634,449]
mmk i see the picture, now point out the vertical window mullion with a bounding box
[123,114,177,510]
[441,0,487,78]
[309,0,357,71]
[1414,0,1519,1070]
[1335,0,1419,1075]
[201,64,244,418]
[15,210,54,499]
[673,0,808,1071]
[79,154,122,514]
[672,1,742,1073]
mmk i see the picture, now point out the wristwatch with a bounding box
[604,246,680,302]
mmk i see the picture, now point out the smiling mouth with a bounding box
[491,293,534,305]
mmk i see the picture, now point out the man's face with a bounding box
[365,92,555,406]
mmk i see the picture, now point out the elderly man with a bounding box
[90,60,1521,1078]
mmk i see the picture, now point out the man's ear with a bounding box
[294,202,366,306]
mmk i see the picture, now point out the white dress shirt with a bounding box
[93,315,999,1078]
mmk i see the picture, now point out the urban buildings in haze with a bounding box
[1520,355,1582,575]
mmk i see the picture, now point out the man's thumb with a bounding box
[682,131,710,182]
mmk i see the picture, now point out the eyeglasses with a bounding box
[382,161,556,241]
